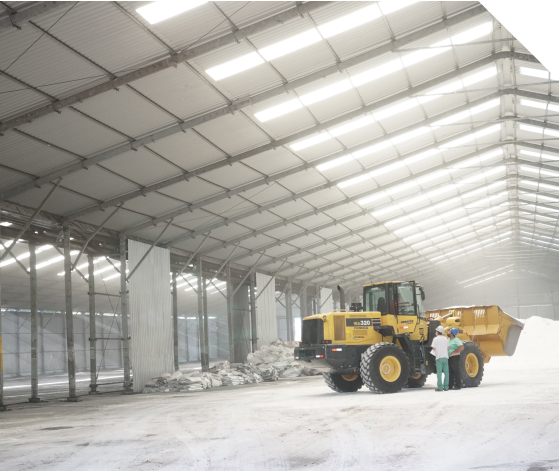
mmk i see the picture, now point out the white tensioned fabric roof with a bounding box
[1,1,559,293]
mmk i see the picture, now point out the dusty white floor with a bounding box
[1,358,558,471]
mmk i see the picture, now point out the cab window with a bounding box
[364,285,387,314]
[397,283,416,316]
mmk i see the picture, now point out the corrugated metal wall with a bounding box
[320,288,333,314]
[129,240,173,392]
[255,272,277,348]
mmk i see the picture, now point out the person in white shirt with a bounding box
[430,325,449,391]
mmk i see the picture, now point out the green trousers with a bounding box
[436,358,449,390]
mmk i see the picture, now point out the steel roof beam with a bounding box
[127,92,505,238]
[195,137,505,258]
[162,97,507,246]
[2,42,530,207]
[0,1,331,133]
[54,51,533,222]
[286,205,513,280]
[0,2,68,31]
[224,167,511,283]
[232,173,510,273]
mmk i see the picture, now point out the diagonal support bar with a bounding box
[176,233,210,278]
[231,253,265,297]
[71,204,122,271]
[0,179,61,262]
[255,260,286,302]
[126,218,173,282]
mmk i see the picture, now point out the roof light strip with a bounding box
[0,245,53,268]
[255,22,493,122]
[206,2,418,81]
[136,1,208,25]
[435,236,511,264]
[290,67,497,151]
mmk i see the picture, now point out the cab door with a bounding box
[395,282,419,337]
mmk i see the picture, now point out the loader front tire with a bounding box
[323,372,363,393]
[460,341,484,387]
[360,342,410,394]
[406,373,428,388]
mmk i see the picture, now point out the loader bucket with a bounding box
[426,305,524,361]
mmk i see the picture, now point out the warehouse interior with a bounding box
[1,1,558,470]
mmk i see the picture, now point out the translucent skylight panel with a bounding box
[378,0,419,15]
[440,124,501,148]
[300,80,354,106]
[520,98,559,113]
[136,1,208,24]
[317,4,381,38]
[255,22,493,122]
[519,66,554,80]
[519,149,559,161]
[259,29,322,61]
[254,99,303,122]
[206,52,265,81]
[519,123,559,138]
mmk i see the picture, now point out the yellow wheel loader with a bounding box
[294,282,524,394]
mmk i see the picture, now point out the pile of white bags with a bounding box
[143,340,321,394]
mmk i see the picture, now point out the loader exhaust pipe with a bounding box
[337,285,345,311]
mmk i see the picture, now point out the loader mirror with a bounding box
[419,287,425,301]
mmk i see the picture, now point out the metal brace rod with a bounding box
[71,204,122,271]
[204,243,240,288]
[88,292,120,298]
[181,274,198,294]
[292,271,320,305]
[255,260,286,301]
[126,218,173,282]
[232,253,265,297]
[275,265,305,303]
[0,179,61,262]
[177,233,210,278]
[208,279,227,299]
[53,246,89,285]
[0,240,29,274]
[104,256,121,274]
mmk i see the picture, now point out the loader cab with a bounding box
[363,281,425,318]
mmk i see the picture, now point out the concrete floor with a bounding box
[1,358,558,471]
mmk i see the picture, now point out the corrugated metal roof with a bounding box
[0,1,555,288]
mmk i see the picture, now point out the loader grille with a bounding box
[334,316,346,341]
[302,319,324,345]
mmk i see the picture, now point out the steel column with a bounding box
[172,272,179,372]
[29,243,40,402]
[196,258,208,371]
[301,288,307,320]
[63,226,78,401]
[40,310,45,374]
[0,224,4,411]
[249,273,257,352]
[202,278,210,371]
[285,283,293,342]
[119,236,132,393]
[88,255,98,394]
[225,264,234,362]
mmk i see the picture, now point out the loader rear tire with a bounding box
[360,342,410,394]
[460,341,484,387]
[323,372,363,393]
[406,373,428,388]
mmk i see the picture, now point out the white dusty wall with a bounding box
[129,241,173,392]
[255,273,277,348]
